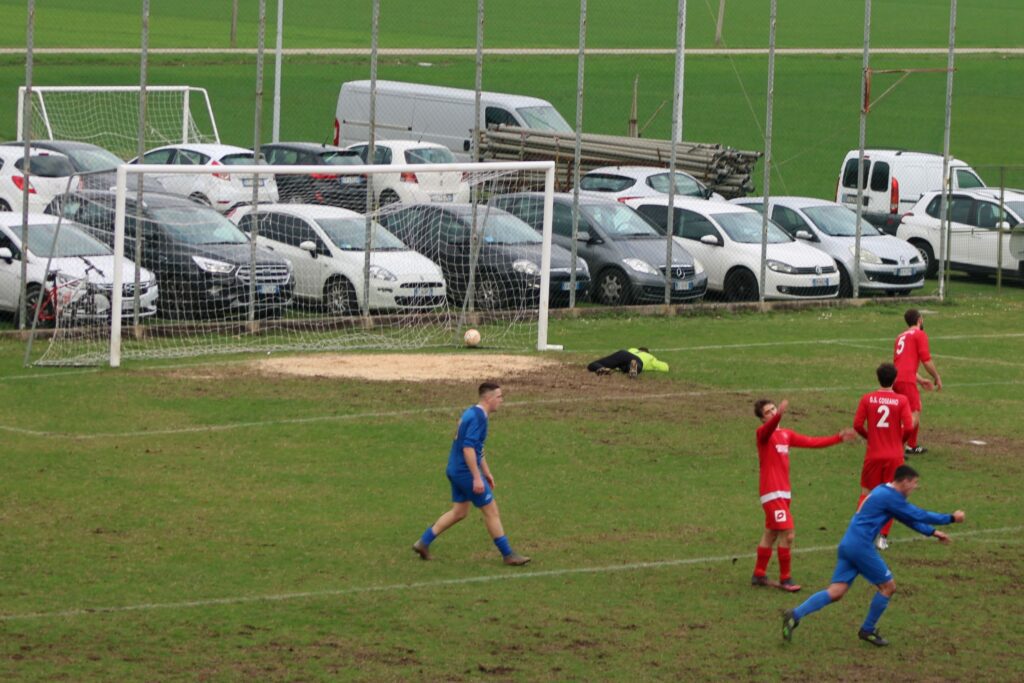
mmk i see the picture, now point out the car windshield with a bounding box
[405,147,455,164]
[149,207,249,245]
[712,212,791,243]
[66,148,123,173]
[582,203,660,239]
[578,174,633,192]
[219,153,258,166]
[474,211,542,245]
[319,151,363,166]
[316,218,407,251]
[15,154,76,177]
[25,222,112,257]
[646,172,705,197]
[515,106,573,133]
[802,205,881,237]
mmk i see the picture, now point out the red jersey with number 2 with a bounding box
[893,328,931,384]
[854,390,913,459]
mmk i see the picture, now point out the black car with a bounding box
[379,204,590,309]
[262,142,367,212]
[1,140,164,191]
[45,190,294,319]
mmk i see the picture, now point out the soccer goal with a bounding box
[32,159,564,367]
[17,85,220,160]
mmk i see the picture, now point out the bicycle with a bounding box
[27,270,101,330]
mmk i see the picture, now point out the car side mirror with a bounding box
[299,240,318,257]
[795,230,814,241]
[700,234,721,246]
[576,230,591,243]
[0,247,13,262]
[996,221,1011,230]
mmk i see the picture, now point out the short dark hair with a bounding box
[905,309,921,327]
[894,464,919,482]
[479,381,501,397]
[753,399,774,419]
[876,362,898,388]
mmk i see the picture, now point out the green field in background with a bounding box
[1,286,1022,679]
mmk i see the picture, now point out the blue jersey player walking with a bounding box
[782,464,964,646]
[412,382,531,566]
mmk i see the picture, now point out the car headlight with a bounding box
[766,259,796,274]
[848,245,882,264]
[692,258,705,275]
[576,258,590,275]
[369,265,397,281]
[622,258,659,275]
[512,259,540,276]
[192,255,235,274]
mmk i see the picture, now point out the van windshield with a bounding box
[955,168,985,189]
[317,218,407,251]
[802,205,881,237]
[515,106,572,133]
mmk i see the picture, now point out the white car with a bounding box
[0,147,78,213]
[0,213,158,322]
[578,165,724,203]
[625,197,839,301]
[897,188,1024,279]
[343,140,470,207]
[132,143,278,213]
[731,196,925,297]
[230,204,446,314]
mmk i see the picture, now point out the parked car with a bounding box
[45,190,293,318]
[0,212,157,322]
[578,165,723,202]
[130,143,278,213]
[343,140,470,207]
[378,203,590,309]
[836,149,986,234]
[490,192,707,306]
[897,188,1024,279]
[230,204,446,314]
[0,146,78,213]
[625,197,839,301]
[731,196,925,297]
[2,139,164,191]
[261,142,367,212]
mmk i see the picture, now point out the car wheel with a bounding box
[724,268,758,302]
[323,277,358,315]
[23,283,54,328]
[473,279,504,310]
[837,264,853,298]
[911,240,936,278]
[189,193,212,207]
[596,269,633,306]
[0,199,11,212]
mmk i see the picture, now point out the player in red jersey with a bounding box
[854,362,915,550]
[893,309,941,455]
[752,399,856,591]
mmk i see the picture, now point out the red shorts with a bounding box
[762,498,794,530]
[893,381,922,412]
[861,457,904,490]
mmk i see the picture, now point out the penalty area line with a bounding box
[1,525,1019,622]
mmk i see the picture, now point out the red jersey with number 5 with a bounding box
[893,328,931,384]
[854,389,913,459]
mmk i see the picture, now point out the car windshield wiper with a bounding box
[76,255,107,279]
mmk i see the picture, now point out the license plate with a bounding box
[897,267,912,276]
[842,194,857,203]
[673,280,694,291]
[812,278,830,287]
[412,287,431,297]
[340,176,361,185]
[430,193,454,202]
[258,284,279,295]
[242,178,266,187]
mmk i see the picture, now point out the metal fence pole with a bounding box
[19,0,35,333]
[997,166,1005,291]
[715,0,726,47]
[132,0,150,336]
[938,0,958,302]
[248,0,266,326]
[362,0,380,320]
[462,0,485,319]
[664,0,685,306]
[853,0,872,300]
[570,0,586,309]
[272,0,284,142]
[758,0,777,306]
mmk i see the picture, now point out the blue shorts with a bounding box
[447,473,494,508]
[831,542,893,586]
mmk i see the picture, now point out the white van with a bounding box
[835,149,986,234]
[332,80,572,159]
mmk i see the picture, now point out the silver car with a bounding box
[731,196,925,297]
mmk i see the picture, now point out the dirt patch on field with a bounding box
[253,352,559,383]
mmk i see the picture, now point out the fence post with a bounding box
[997,166,1005,291]
[758,0,777,307]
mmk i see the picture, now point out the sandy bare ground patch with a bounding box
[253,352,559,382]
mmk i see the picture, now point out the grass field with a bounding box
[1,280,1022,680]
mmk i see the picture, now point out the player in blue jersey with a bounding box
[781,464,964,646]
[412,382,531,566]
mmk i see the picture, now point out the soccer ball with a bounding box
[464,328,481,347]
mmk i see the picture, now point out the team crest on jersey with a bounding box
[775,444,789,454]
[774,510,788,522]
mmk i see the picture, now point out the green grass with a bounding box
[1,283,1022,680]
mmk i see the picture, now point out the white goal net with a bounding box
[31,158,562,366]
[18,86,220,160]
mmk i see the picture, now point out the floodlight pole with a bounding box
[19,0,35,334]
[938,0,957,301]
[569,0,586,308]
[758,0,777,306]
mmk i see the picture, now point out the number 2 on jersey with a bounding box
[876,404,891,428]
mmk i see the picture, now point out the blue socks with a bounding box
[420,526,437,547]
[862,592,891,633]
[793,589,833,621]
[493,535,512,557]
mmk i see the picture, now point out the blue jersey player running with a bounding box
[412,382,531,566]
[782,464,964,646]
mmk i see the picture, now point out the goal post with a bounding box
[32,159,560,367]
[17,85,220,159]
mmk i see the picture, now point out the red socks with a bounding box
[778,547,793,581]
[754,546,772,577]
[907,424,919,449]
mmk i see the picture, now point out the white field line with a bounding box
[2,525,1018,623]
[2,379,1022,440]
[1,47,1023,57]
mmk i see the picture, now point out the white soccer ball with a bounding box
[464,328,481,347]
